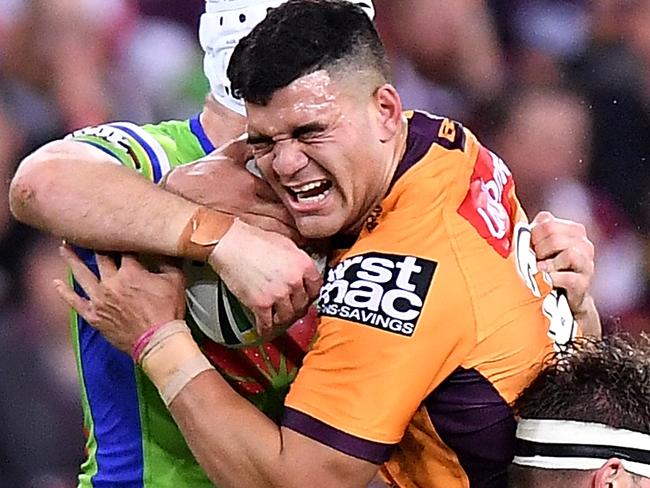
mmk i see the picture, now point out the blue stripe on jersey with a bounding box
[110,123,163,183]
[79,140,123,162]
[189,113,216,154]
[74,247,144,487]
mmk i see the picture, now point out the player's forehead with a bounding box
[246,71,345,137]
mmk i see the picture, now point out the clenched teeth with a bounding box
[292,180,328,193]
[288,179,333,201]
[296,189,331,204]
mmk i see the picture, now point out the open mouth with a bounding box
[287,179,333,204]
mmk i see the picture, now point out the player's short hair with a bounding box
[227,0,391,106]
[510,334,650,484]
[513,334,650,433]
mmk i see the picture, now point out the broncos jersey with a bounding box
[67,116,317,487]
[281,111,577,488]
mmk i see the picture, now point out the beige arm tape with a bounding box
[176,206,235,262]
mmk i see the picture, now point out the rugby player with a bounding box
[54,1,601,487]
[9,1,374,486]
[511,334,650,488]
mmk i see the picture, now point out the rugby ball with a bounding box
[183,254,327,349]
[184,260,266,348]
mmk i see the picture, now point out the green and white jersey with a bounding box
[68,114,318,487]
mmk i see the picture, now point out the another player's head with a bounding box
[200,0,375,116]
[510,334,650,488]
[228,0,403,239]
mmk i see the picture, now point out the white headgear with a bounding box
[199,0,376,115]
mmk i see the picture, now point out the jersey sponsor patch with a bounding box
[457,146,515,258]
[318,252,437,337]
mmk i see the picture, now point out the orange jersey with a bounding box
[281,111,577,487]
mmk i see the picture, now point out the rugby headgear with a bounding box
[513,419,650,479]
[199,0,376,115]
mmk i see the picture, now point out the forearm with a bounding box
[143,332,294,488]
[573,294,602,339]
[170,373,288,487]
[10,140,207,255]
[142,327,371,488]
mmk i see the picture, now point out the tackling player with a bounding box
[9,1,374,486]
[53,1,601,487]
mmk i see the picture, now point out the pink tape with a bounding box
[131,322,167,363]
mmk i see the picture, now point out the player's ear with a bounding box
[593,458,627,488]
[373,83,402,143]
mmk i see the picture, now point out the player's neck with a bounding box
[200,95,247,150]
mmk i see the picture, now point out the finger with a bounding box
[303,269,324,303]
[254,307,274,337]
[96,253,118,279]
[532,231,588,261]
[290,286,310,318]
[158,260,186,287]
[120,254,151,274]
[531,220,587,254]
[271,298,297,328]
[59,244,100,298]
[531,211,555,226]
[538,247,592,275]
[546,271,587,299]
[53,279,95,321]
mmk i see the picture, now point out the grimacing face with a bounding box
[246,70,391,239]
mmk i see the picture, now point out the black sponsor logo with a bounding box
[318,252,437,337]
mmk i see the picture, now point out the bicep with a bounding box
[14,138,120,179]
[279,426,379,488]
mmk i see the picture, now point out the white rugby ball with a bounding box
[183,260,264,348]
[183,255,327,349]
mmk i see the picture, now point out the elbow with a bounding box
[9,142,63,224]
[9,163,38,224]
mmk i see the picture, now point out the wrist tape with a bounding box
[177,206,234,262]
[140,320,215,406]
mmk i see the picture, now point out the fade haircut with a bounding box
[227,0,391,106]
[513,334,650,434]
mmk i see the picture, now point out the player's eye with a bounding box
[251,141,273,156]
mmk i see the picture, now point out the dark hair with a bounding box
[227,0,391,106]
[513,334,650,434]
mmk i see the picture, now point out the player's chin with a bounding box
[295,214,344,239]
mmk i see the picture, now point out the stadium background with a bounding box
[0,0,648,485]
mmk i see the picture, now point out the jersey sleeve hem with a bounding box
[282,407,395,464]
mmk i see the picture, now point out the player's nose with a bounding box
[272,139,309,178]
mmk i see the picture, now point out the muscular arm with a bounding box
[15,137,319,329]
[168,368,378,488]
[54,250,376,488]
[9,140,203,254]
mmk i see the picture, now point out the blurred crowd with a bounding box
[0,0,648,486]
